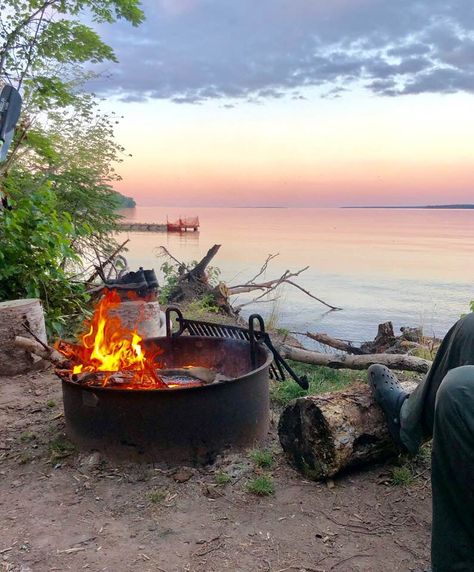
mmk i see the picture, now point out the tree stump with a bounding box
[109,300,166,339]
[278,381,417,480]
[0,299,47,376]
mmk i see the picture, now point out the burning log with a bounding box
[0,299,48,376]
[278,380,417,480]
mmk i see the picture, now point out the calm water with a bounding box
[117,207,474,346]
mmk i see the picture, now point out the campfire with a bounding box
[22,294,274,464]
[56,290,216,390]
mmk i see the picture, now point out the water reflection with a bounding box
[117,207,474,340]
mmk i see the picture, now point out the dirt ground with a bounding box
[0,369,432,572]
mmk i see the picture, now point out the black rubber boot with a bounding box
[368,364,409,449]
[144,269,159,290]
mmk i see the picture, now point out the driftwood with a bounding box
[229,256,341,312]
[278,381,417,480]
[303,332,365,355]
[85,239,130,285]
[300,322,435,357]
[14,336,68,367]
[280,345,432,373]
[0,299,48,376]
[158,247,342,315]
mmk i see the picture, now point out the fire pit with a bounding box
[61,336,271,464]
[57,292,272,464]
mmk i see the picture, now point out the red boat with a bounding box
[166,216,200,232]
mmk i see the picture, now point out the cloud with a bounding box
[90,0,474,103]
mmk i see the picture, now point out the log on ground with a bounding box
[280,345,431,373]
[0,299,48,376]
[278,381,417,480]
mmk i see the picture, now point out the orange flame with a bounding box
[62,290,166,389]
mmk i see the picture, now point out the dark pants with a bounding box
[399,313,474,571]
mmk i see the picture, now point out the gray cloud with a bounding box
[90,0,474,103]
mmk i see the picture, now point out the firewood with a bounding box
[278,381,417,480]
[0,299,49,376]
[14,336,68,367]
[280,345,431,373]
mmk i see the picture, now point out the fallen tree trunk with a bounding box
[278,381,417,480]
[304,332,366,355]
[280,345,432,373]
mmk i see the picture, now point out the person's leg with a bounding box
[430,366,474,572]
[387,312,474,455]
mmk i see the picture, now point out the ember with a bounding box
[57,290,207,389]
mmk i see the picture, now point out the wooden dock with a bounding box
[118,222,167,232]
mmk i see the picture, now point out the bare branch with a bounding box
[244,253,280,285]
[156,246,185,268]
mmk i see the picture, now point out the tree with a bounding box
[0,0,144,336]
[0,0,143,85]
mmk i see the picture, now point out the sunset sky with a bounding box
[92,0,474,207]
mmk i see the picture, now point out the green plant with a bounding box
[186,294,220,317]
[250,449,274,469]
[46,400,56,408]
[245,475,275,496]
[159,262,180,304]
[48,435,75,464]
[149,489,167,504]
[0,184,90,337]
[20,432,36,443]
[390,466,415,487]
[215,471,232,485]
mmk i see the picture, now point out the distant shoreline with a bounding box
[341,204,474,210]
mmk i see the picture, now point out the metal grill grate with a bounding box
[165,307,308,389]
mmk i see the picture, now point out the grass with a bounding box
[48,435,76,464]
[245,475,275,496]
[390,466,415,487]
[390,444,432,487]
[149,489,167,504]
[215,471,232,486]
[270,361,364,407]
[182,295,220,318]
[20,431,36,443]
[250,448,274,469]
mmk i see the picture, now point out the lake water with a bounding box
[117,207,474,346]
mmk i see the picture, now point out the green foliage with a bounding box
[270,361,361,407]
[245,475,275,497]
[20,431,36,443]
[186,294,220,317]
[159,261,181,304]
[0,0,145,339]
[46,400,56,408]
[0,182,89,336]
[158,258,221,311]
[149,489,167,504]
[48,435,76,464]
[390,466,415,487]
[250,449,275,469]
[0,0,144,108]
[113,191,136,208]
[215,471,232,486]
